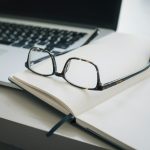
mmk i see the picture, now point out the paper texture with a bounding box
[10,33,150,116]
[77,76,150,150]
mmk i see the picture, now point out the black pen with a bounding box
[82,28,100,46]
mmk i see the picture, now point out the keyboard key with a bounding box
[45,44,55,51]
[37,41,47,45]
[12,42,25,47]
[23,44,34,49]
[56,44,70,49]
[0,21,87,52]
[0,39,12,45]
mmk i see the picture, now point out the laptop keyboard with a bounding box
[0,21,87,55]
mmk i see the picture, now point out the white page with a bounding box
[117,0,150,39]
[77,77,150,150]
[11,33,150,116]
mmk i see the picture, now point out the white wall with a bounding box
[117,0,150,38]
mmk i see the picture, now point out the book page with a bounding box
[10,76,70,115]
[76,76,150,150]
[10,33,150,116]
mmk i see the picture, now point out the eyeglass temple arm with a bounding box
[100,62,150,90]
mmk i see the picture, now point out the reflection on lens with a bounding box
[29,49,53,75]
[64,59,97,89]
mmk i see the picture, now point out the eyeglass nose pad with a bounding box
[64,60,71,73]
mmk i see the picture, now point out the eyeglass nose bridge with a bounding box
[53,59,71,78]
[55,72,64,77]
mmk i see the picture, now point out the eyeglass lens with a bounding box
[64,59,98,89]
[28,50,53,75]
[28,49,98,89]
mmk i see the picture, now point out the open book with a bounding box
[9,33,150,149]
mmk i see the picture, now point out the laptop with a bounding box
[0,0,122,88]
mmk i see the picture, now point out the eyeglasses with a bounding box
[25,47,150,91]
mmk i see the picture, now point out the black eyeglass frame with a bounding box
[25,47,150,91]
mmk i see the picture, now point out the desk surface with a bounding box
[0,85,117,150]
[0,28,116,150]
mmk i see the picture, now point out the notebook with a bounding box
[0,0,122,88]
[9,33,150,149]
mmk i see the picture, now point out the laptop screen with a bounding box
[0,0,122,30]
